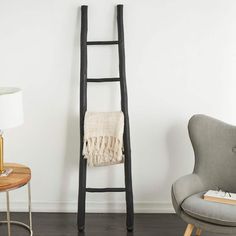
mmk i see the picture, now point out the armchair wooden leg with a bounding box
[196,228,202,236]
[184,224,194,236]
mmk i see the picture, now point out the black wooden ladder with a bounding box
[78,4,134,232]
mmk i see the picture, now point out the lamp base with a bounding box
[0,168,13,177]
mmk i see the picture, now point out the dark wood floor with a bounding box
[0,213,224,236]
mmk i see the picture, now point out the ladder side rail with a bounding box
[78,5,88,232]
[117,4,134,231]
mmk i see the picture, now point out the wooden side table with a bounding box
[0,163,32,236]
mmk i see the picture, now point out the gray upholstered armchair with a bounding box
[172,114,236,236]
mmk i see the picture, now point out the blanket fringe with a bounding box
[83,136,124,167]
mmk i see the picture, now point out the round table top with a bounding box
[0,163,31,192]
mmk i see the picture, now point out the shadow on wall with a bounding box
[162,119,194,197]
[59,8,81,207]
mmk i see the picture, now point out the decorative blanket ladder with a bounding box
[78,5,134,232]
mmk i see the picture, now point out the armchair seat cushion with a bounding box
[181,192,236,227]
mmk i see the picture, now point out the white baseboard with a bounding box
[0,201,174,213]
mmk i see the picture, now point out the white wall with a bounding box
[1,0,236,213]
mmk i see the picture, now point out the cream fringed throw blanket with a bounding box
[83,111,124,167]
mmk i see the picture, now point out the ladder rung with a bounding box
[87,41,119,45]
[87,78,120,83]
[86,188,126,193]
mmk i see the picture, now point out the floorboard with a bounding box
[0,213,227,236]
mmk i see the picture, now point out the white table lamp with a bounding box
[0,87,24,177]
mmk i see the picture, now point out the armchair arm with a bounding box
[172,173,204,215]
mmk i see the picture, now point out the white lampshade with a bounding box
[0,87,24,130]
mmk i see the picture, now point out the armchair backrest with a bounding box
[189,114,236,192]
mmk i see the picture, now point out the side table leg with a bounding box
[28,182,32,231]
[6,191,11,236]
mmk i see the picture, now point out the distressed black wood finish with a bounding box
[77,5,88,232]
[86,188,126,193]
[87,77,120,82]
[117,4,134,231]
[77,4,134,232]
[87,40,119,45]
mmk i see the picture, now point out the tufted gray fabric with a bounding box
[172,114,236,234]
